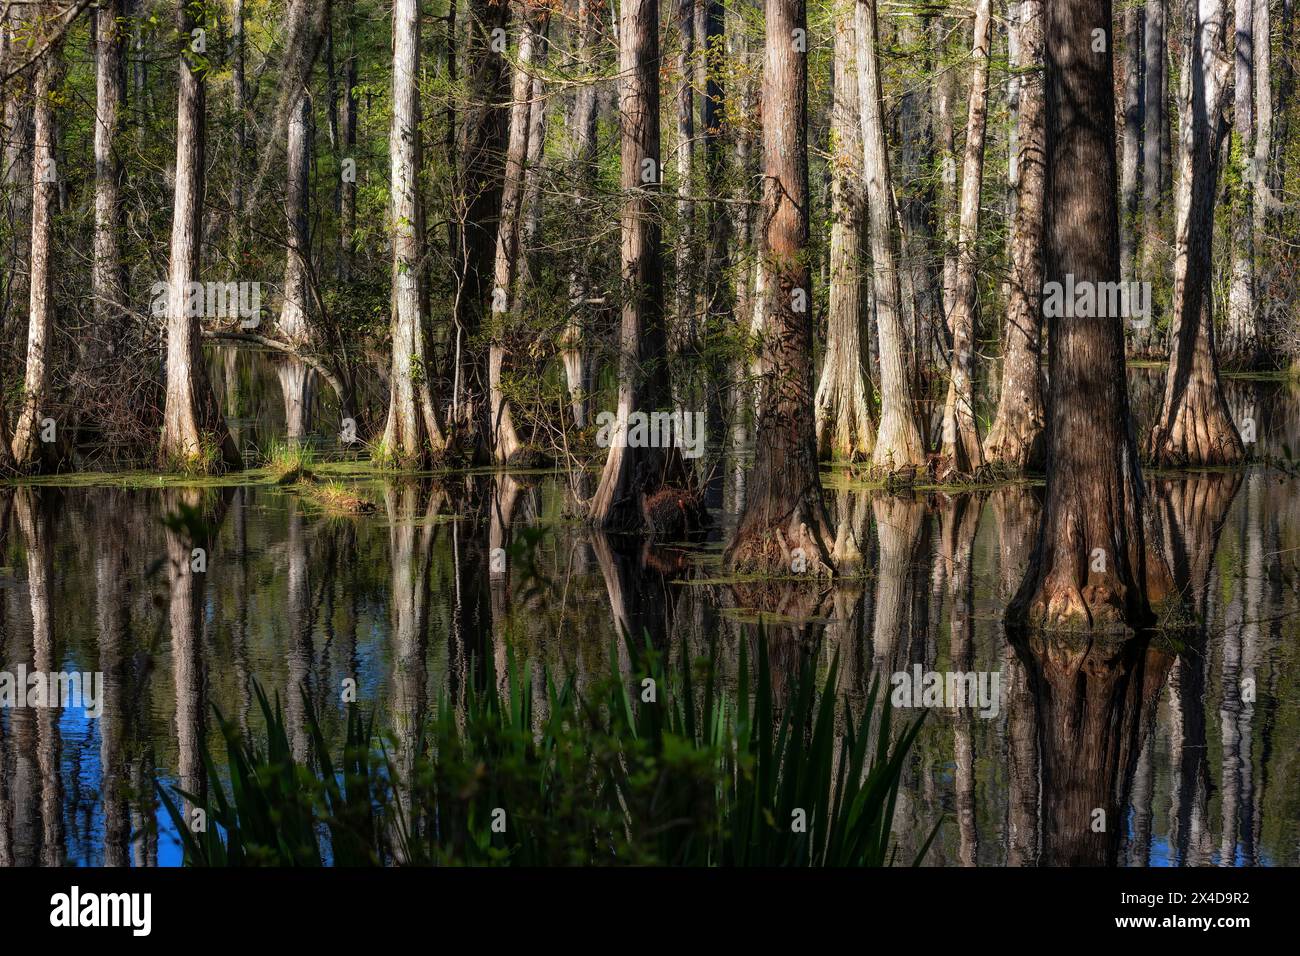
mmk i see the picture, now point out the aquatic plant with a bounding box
[158,634,937,866]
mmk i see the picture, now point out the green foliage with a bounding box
[157,633,937,866]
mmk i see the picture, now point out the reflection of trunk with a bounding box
[859,0,925,473]
[814,11,874,461]
[276,358,317,441]
[284,500,313,762]
[940,495,981,865]
[590,533,680,653]
[96,492,130,865]
[164,489,229,825]
[1003,643,1039,865]
[726,0,831,573]
[385,482,436,858]
[1008,3,1152,631]
[939,1,991,477]
[1236,472,1263,863]
[1014,631,1172,865]
[985,0,1045,471]
[15,490,63,865]
[870,495,925,672]
[1153,472,1240,863]
[160,0,241,472]
[1147,1,1244,466]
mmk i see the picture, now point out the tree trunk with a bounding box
[279,8,313,344]
[939,0,992,477]
[672,0,695,394]
[487,8,547,463]
[814,8,874,461]
[858,0,926,474]
[1137,0,1166,357]
[932,14,958,328]
[1120,2,1143,281]
[590,0,695,533]
[1252,0,1272,242]
[382,0,445,466]
[1225,0,1260,365]
[93,0,127,348]
[338,0,357,283]
[985,0,1046,471]
[898,15,942,391]
[1147,0,1245,466]
[159,3,241,472]
[1008,0,1154,631]
[11,40,59,470]
[725,0,834,572]
[563,0,601,429]
[278,4,317,444]
[451,0,509,444]
[231,0,246,248]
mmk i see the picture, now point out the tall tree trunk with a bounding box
[939,0,992,477]
[985,0,1046,471]
[1252,0,1272,241]
[1120,3,1143,280]
[725,0,834,572]
[1147,0,1245,466]
[590,0,694,533]
[898,15,942,390]
[488,7,547,463]
[1138,0,1166,357]
[231,0,246,247]
[1008,0,1154,631]
[278,0,321,346]
[11,37,58,471]
[278,0,317,443]
[932,15,959,328]
[672,0,695,396]
[337,0,357,283]
[451,0,509,444]
[563,0,600,429]
[814,7,874,461]
[382,0,445,465]
[160,3,242,472]
[94,0,127,349]
[1225,0,1259,365]
[859,0,926,473]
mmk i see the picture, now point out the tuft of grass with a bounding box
[301,479,376,514]
[266,440,316,484]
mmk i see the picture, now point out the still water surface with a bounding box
[0,364,1296,867]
